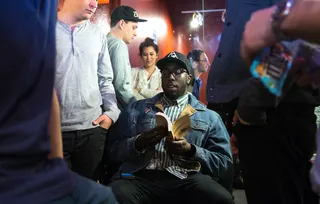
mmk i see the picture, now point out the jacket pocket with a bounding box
[185,119,209,146]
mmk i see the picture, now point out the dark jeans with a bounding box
[47,172,118,204]
[109,170,233,204]
[234,103,318,204]
[207,99,242,181]
[62,127,107,180]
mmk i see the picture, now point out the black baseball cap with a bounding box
[157,51,192,74]
[110,5,147,23]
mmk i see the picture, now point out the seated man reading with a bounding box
[107,51,233,204]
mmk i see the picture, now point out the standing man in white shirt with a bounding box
[55,0,120,180]
[107,5,147,110]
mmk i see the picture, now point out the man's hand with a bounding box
[93,114,112,129]
[221,9,226,22]
[135,88,141,93]
[165,135,195,157]
[230,134,239,156]
[135,126,168,151]
[232,110,250,126]
[241,6,276,66]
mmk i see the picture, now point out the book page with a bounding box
[172,114,191,139]
[155,112,172,132]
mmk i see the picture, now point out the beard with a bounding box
[163,85,188,100]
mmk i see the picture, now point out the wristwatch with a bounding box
[271,0,296,42]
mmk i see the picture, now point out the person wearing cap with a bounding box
[107,51,233,204]
[55,0,120,180]
[108,6,147,110]
[187,49,210,100]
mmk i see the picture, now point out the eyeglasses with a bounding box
[161,68,187,77]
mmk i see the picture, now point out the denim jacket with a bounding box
[108,93,232,181]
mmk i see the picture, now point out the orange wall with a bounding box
[119,0,223,103]
[91,4,110,33]
[119,0,190,67]
[98,0,109,3]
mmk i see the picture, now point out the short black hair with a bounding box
[187,49,204,62]
[110,20,129,28]
[139,37,159,56]
[187,49,204,86]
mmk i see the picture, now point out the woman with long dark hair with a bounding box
[132,37,162,100]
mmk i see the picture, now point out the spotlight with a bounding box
[190,19,199,29]
[190,12,203,29]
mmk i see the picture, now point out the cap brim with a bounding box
[124,18,147,22]
[157,58,189,74]
[136,18,147,22]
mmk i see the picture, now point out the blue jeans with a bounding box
[47,173,118,204]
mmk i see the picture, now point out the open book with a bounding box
[155,112,191,140]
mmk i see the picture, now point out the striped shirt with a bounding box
[146,94,196,179]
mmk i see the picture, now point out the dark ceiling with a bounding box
[163,0,226,58]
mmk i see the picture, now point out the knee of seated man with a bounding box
[71,173,118,204]
[109,180,128,195]
[190,175,233,204]
[109,179,139,202]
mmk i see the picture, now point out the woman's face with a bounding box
[141,46,158,68]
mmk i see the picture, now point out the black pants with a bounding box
[207,99,238,135]
[62,127,107,180]
[234,103,318,204]
[109,170,233,204]
[110,170,233,204]
[207,99,242,181]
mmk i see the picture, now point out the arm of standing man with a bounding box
[108,41,137,110]
[48,90,63,159]
[93,36,121,129]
